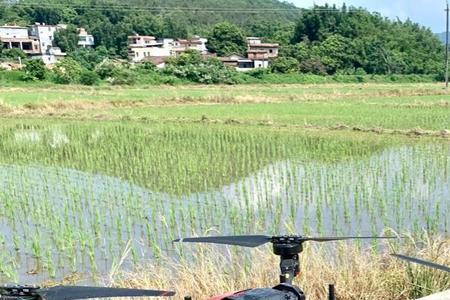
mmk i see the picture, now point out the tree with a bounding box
[54,25,79,53]
[207,22,247,56]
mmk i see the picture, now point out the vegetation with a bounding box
[0,81,448,298]
[0,0,444,79]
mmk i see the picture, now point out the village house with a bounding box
[78,28,95,48]
[247,37,279,58]
[28,23,67,64]
[128,35,209,63]
[1,23,94,65]
[0,25,40,56]
[128,35,173,63]
[218,37,278,71]
[172,36,208,56]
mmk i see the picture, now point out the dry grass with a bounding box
[105,236,450,300]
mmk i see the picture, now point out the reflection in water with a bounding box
[0,144,448,282]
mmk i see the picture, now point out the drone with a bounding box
[173,234,397,300]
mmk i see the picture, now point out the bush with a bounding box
[22,59,47,81]
[79,69,100,85]
[0,48,27,62]
[51,58,83,84]
[164,51,239,84]
[109,68,136,85]
[270,57,299,73]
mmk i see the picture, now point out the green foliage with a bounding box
[207,22,247,56]
[0,48,27,62]
[109,67,137,85]
[164,50,238,84]
[68,46,109,70]
[79,69,99,86]
[51,57,83,84]
[0,1,444,81]
[22,59,47,81]
[288,6,443,75]
[270,57,299,73]
[54,25,79,53]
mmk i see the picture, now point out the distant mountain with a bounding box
[436,32,448,43]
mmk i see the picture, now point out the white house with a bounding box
[78,27,95,48]
[128,35,173,62]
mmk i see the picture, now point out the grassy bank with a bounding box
[109,236,450,300]
[0,70,441,88]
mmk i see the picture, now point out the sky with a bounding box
[291,0,446,32]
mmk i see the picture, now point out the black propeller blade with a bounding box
[37,286,175,300]
[174,235,272,247]
[392,254,450,273]
[174,235,397,247]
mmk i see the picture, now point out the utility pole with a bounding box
[446,1,449,88]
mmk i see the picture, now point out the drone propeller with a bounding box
[174,235,397,248]
[0,285,175,300]
[174,234,397,285]
[392,254,450,273]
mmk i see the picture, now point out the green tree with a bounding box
[207,22,247,56]
[54,25,79,53]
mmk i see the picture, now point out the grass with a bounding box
[1,83,448,133]
[110,236,450,300]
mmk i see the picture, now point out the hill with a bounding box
[1,0,300,32]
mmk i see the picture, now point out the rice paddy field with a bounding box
[0,83,449,298]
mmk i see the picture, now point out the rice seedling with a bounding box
[0,119,447,283]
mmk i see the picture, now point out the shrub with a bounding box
[109,68,136,85]
[51,58,83,84]
[270,57,299,73]
[22,59,47,81]
[79,69,100,85]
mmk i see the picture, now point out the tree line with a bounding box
[0,0,445,77]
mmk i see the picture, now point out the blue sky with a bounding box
[291,0,446,32]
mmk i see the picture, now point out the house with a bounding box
[246,37,279,58]
[142,56,170,69]
[219,53,268,72]
[128,35,209,63]
[78,28,95,48]
[0,25,40,55]
[128,35,172,62]
[172,36,208,55]
[2,23,94,65]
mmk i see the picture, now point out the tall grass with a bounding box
[112,237,450,300]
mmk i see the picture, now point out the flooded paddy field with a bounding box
[0,121,448,283]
